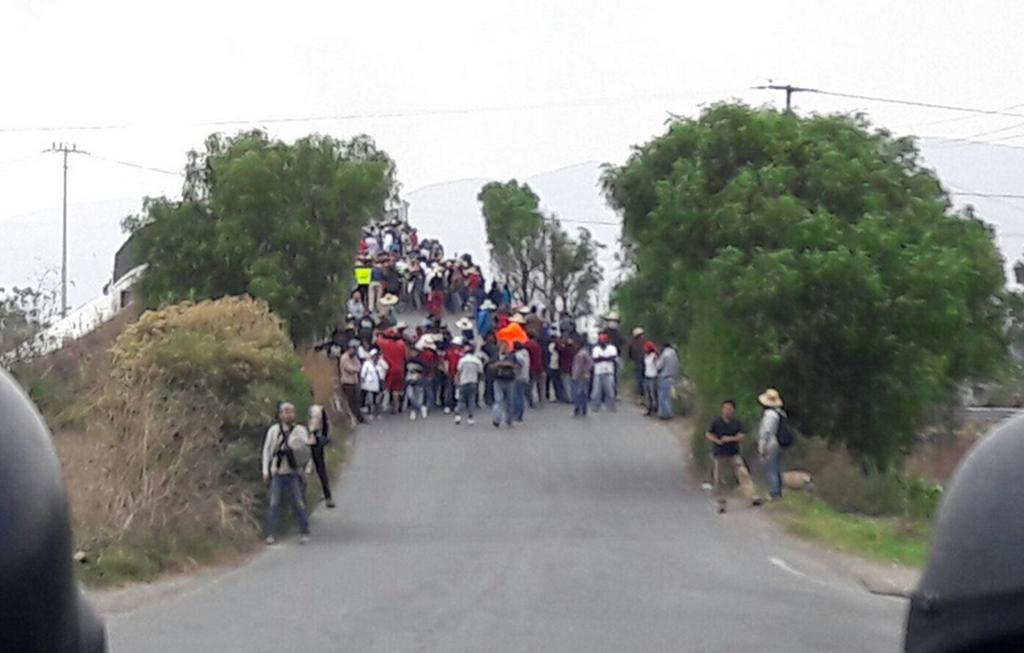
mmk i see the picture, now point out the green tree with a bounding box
[603,103,1008,467]
[478,180,603,312]
[127,130,397,341]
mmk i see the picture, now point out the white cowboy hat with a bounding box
[480,299,497,310]
[604,311,620,322]
[510,314,527,325]
[452,336,464,346]
[758,388,784,408]
[417,339,437,351]
[632,327,645,337]
[456,317,474,331]
[395,320,408,330]
[379,294,399,306]
[516,306,531,316]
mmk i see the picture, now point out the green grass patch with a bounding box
[769,491,930,567]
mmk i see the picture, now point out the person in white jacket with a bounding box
[261,402,314,544]
[360,349,388,419]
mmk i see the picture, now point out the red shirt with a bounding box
[524,339,543,375]
[419,349,438,379]
[444,347,462,376]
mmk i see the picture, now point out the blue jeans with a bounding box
[657,377,674,419]
[591,373,616,412]
[512,379,528,421]
[457,382,478,418]
[572,379,589,415]
[493,380,513,425]
[765,451,783,499]
[406,382,424,412]
[266,474,310,536]
[634,362,645,397]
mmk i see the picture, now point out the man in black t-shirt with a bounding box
[705,400,761,513]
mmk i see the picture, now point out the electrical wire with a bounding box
[802,88,1024,120]
[85,153,183,177]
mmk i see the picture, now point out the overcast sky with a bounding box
[4,0,1024,299]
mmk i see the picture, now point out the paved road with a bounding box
[104,401,905,652]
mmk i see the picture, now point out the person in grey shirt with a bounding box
[756,388,786,500]
[655,342,679,419]
[455,345,484,425]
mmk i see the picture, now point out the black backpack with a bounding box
[774,409,796,448]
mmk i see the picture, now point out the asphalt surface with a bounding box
[104,400,905,652]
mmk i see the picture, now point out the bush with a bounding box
[72,296,309,564]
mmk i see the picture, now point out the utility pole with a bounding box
[752,83,813,112]
[43,142,87,318]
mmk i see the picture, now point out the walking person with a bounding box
[481,332,499,406]
[757,388,787,501]
[360,349,387,419]
[261,402,313,545]
[590,333,618,413]
[656,342,679,419]
[643,341,659,416]
[405,347,427,421]
[339,341,365,425]
[489,341,519,428]
[524,333,543,408]
[512,341,531,422]
[454,344,484,425]
[706,400,761,513]
[571,338,593,416]
[307,404,335,508]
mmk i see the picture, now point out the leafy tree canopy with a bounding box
[603,103,1008,467]
[126,130,397,342]
[478,180,603,314]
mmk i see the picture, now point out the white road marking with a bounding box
[768,556,808,578]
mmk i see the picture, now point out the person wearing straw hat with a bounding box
[378,293,398,324]
[456,316,475,343]
[756,388,787,501]
[476,299,496,337]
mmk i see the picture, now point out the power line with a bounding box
[0,90,741,135]
[951,190,1024,200]
[85,153,183,177]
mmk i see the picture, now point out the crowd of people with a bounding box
[260,217,705,543]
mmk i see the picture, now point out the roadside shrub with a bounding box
[815,464,906,516]
[72,296,309,562]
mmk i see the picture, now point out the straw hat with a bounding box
[417,338,437,351]
[480,299,497,310]
[510,314,527,325]
[758,388,784,408]
[456,317,474,331]
[395,320,408,330]
[632,327,645,337]
[379,294,399,306]
[604,311,620,322]
[516,306,531,316]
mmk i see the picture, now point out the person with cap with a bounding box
[656,342,679,419]
[261,402,313,544]
[0,369,107,651]
[591,333,619,413]
[570,335,594,416]
[705,399,761,513]
[347,289,366,321]
[904,415,1024,652]
[628,327,648,400]
[307,402,335,508]
[488,340,520,428]
[405,344,428,421]
[455,344,484,425]
[360,348,387,419]
[642,341,660,416]
[356,312,376,346]
[756,388,786,501]
[339,340,365,425]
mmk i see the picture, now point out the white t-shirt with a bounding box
[592,344,618,376]
[644,351,659,378]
